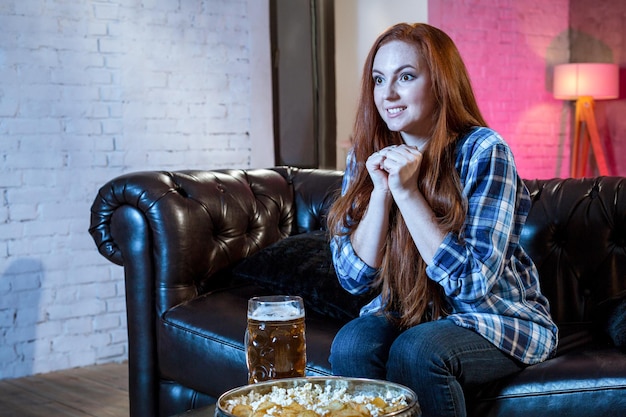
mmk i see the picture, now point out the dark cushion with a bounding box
[592,294,626,351]
[606,298,626,350]
[231,230,375,321]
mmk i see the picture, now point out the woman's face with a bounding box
[372,40,435,147]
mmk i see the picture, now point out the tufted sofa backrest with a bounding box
[522,177,626,329]
[277,168,626,324]
[271,167,344,234]
[277,170,626,332]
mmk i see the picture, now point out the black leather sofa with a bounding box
[89,167,626,417]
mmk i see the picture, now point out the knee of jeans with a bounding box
[330,328,370,364]
[330,316,397,376]
[388,328,449,371]
[329,335,368,375]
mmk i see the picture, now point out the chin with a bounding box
[384,122,405,133]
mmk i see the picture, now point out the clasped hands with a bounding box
[366,144,422,197]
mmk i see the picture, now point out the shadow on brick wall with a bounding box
[0,258,43,379]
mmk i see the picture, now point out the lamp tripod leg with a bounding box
[572,97,609,177]
[571,101,582,177]
[581,102,609,176]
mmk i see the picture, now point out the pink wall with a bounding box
[429,0,626,179]
[570,0,626,177]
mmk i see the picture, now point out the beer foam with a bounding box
[249,303,304,321]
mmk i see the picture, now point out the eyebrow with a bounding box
[372,64,418,75]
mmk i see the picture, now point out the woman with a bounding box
[327,23,558,417]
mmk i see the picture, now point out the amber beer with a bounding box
[246,295,306,384]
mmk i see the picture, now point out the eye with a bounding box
[373,75,384,85]
[400,73,415,82]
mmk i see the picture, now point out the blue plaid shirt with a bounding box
[331,127,558,365]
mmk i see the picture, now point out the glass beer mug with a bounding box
[245,295,306,384]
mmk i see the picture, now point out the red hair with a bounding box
[327,23,487,327]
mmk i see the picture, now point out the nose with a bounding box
[382,81,399,100]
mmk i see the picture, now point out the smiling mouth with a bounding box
[387,107,406,115]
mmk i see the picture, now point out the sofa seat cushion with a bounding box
[468,347,626,416]
[158,284,341,398]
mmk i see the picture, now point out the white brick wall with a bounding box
[0,0,272,379]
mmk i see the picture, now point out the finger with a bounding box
[367,154,389,173]
[382,156,400,172]
[367,152,385,165]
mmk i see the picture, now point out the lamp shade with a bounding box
[553,63,619,100]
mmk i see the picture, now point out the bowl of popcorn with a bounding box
[216,377,421,417]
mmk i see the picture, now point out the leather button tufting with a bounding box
[175,186,189,198]
[553,228,567,246]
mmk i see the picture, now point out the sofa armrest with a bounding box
[89,169,295,417]
[89,169,295,312]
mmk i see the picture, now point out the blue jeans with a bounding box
[329,315,524,417]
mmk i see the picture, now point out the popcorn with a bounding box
[223,382,408,417]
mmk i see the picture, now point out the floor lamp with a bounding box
[553,63,619,178]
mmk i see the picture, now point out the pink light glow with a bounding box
[553,63,619,100]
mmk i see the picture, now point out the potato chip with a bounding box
[232,404,253,417]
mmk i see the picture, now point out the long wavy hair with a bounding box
[327,23,488,328]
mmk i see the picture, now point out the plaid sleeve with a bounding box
[426,134,518,302]
[329,151,378,295]
[330,234,378,294]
